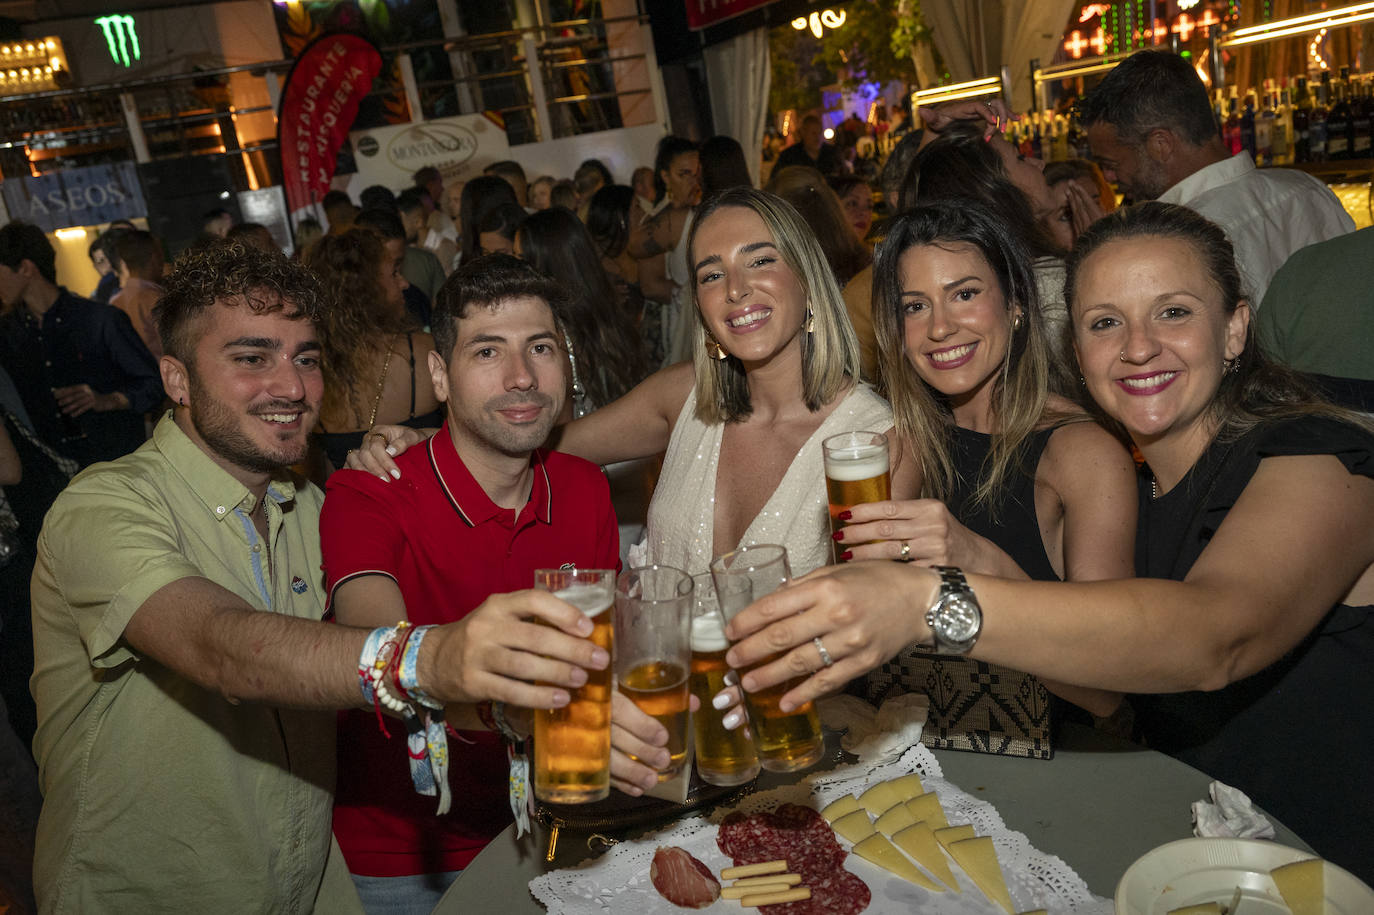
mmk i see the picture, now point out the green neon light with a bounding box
[94,14,141,68]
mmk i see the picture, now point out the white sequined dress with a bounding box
[644,383,893,577]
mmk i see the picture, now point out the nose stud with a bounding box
[1119,350,1127,363]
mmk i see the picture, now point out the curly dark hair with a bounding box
[157,241,324,364]
[302,228,415,421]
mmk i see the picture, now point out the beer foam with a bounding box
[690,612,729,652]
[823,444,888,481]
[554,585,613,617]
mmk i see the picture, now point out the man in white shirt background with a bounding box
[1080,49,1353,304]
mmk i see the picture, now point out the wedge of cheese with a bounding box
[934,823,975,849]
[903,792,949,830]
[821,794,861,824]
[873,802,918,837]
[892,822,959,891]
[853,834,942,892]
[1270,858,1324,915]
[887,772,925,799]
[858,781,906,817]
[948,836,1015,915]
[831,809,876,844]
[1165,904,1222,915]
[1017,910,1049,915]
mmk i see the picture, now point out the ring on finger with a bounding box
[898,540,911,561]
[813,636,834,668]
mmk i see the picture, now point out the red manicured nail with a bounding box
[838,510,852,521]
[840,550,853,561]
[831,530,844,542]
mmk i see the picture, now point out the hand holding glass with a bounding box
[823,431,891,562]
[614,565,694,782]
[532,568,615,804]
[710,544,824,773]
[688,573,760,786]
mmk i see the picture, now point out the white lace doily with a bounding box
[530,744,1114,914]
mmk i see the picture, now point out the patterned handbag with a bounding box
[861,648,1054,760]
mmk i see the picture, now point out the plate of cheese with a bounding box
[1114,838,1374,915]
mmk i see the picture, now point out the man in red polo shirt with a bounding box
[320,255,666,912]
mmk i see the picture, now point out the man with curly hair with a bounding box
[29,244,613,913]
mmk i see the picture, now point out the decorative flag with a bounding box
[276,32,383,220]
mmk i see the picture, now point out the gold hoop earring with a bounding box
[804,307,815,334]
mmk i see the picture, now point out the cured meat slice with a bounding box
[717,804,869,914]
[650,846,721,909]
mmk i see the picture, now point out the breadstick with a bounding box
[721,883,790,899]
[729,873,801,889]
[720,860,788,879]
[740,887,811,907]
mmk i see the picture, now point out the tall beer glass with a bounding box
[689,574,760,786]
[532,568,615,804]
[614,565,693,782]
[709,545,824,773]
[823,431,891,562]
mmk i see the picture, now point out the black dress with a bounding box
[948,426,1059,581]
[314,334,443,470]
[1134,415,1374,880]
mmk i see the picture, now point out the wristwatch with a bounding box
[923,566,982,655]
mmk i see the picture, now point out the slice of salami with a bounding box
[650,846,720,909]
[717,804,869,915]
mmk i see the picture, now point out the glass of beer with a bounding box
[709,544,824,773]
[532,568,616,804]
[822,431,891,562]
[688,573,760,787]
[614,565,694,782]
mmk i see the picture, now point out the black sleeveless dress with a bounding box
[1133,415,1374,880]
[315,334,443,470]
[948,426,1058,581]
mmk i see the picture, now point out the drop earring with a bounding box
[1012,313,1023,331]
[804,306,815,334]
[705,333,728,361]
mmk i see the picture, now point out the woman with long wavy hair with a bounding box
[304,227,441,474]
[515,207,650,411]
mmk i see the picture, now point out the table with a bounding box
[434,724,1310,912]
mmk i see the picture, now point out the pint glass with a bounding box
[709,545,824,773]
[688,574,760,786]
[614,565,693,782]
[823,431,891,562]
[532,568,615,804]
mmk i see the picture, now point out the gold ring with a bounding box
[898,541,911,561]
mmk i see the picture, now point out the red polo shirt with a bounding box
[321,424,619,877]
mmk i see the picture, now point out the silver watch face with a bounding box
[939,595,981,643]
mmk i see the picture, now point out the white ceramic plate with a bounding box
[1115,838,1374,915]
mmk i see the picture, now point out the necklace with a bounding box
[367,336,397,428]
[1151,474,1159,500]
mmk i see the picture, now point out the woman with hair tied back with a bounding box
[765,166,871,289]
[305,227,441,475]
[723,202,1374,877]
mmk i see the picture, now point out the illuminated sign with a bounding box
[791,9,846,39]
[95,14,141,68]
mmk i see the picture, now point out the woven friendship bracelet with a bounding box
[397,625,444,710]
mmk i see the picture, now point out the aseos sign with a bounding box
[0,162,147,232]
[347,113,510,193]
[276,33,383,218]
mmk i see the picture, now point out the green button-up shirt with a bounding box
[31,414,360,914]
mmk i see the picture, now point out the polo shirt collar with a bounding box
[426,420,553,528]
[152,412,297,522]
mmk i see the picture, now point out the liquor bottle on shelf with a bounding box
[1352,74,1372,159]
[1052,112,1069,161]
[1241,89,1257,159]
[1255,83,1274,166]
[1066,112,1084,160]
[1030,112,1043,161]
[1224,87,1243,155]
[1326,67,1352,160]
[1272,85,1293,165]
[1309,72,1330,163]
[1292,76,1311,163]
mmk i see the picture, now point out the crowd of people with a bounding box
[0,46,1371,914]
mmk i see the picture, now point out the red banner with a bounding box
[685,0,776,31]
[276,33,383,217]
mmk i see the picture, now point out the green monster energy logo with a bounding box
[95,14,141,68]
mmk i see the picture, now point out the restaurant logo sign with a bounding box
[94,14,141,68]
[346,113,508,194]
[0,162,148,232]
